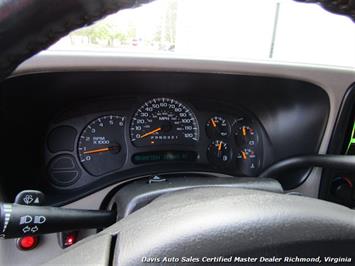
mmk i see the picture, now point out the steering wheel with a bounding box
[44,186,355,265]
[1,1,355,265]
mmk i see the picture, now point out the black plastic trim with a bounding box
[320,82,355,201]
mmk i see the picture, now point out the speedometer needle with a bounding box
[140,127,162,138]
[83,147,111,155]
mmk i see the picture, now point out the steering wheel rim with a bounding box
[0,0,153,80]
[43,187,355,265]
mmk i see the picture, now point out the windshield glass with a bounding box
[48,0,355,68]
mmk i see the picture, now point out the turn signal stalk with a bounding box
[0,203,115,239]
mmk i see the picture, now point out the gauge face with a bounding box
[236,147,259,174]
[78,115,126,176]
[130,98,199,146]
[235,124,257,147]
[207,140,232,165]
[206,116,230,138]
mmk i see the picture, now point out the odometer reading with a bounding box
[130,98,199,146]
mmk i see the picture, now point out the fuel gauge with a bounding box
[207,140,232,165]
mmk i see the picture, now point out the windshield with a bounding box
[48,0,355,68]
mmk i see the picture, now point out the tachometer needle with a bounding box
[140,127,162,138]
[83,147,111,155]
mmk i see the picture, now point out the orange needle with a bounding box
[140,127,162,138]
[242,126,247,137]
[217,142,223,152]
[211,119,217,128]
[241,151,247,160]
[83,147,110,155]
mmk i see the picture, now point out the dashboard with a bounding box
[0,70,331,205]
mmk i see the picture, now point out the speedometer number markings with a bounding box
[130,98,199,146]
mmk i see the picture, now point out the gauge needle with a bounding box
[211,119,217,128]
[242,126,247,137]
[241,151,247,160]
[83,147,111,155]
[217,142,223,152]
[140,127,162,138]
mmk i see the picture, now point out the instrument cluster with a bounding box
[45,97,265,190]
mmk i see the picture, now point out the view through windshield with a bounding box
[48,0,355,68]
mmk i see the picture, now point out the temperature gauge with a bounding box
[207,140,232,165]
[206,116,230,138]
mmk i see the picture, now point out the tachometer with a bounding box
[130,98,199,146]
[78,115,126,176]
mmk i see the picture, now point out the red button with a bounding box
[64,234,76,247]
[17,236,38,250]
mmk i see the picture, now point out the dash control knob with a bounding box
[331,177,353,203]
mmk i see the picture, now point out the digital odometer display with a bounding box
[132,151,198,164]
[130,98,200,146]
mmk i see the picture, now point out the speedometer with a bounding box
[130,98,199,146]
